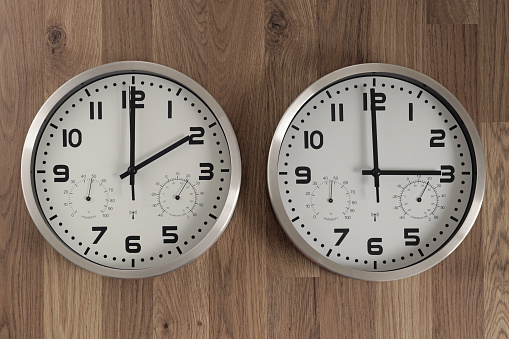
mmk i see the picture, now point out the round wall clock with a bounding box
[267,63,485,281]
[21,61,241,278]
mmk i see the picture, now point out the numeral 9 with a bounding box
[295,166,311,184]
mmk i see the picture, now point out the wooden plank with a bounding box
[151,2,210,338]
[427,0,479,24]
[370,0,425,71]
[265,0,320,279]
[101,0,153,63]
[45,0,102,89]
[482,123,509,338]
[368,3,432,337]
[479,0,509,122]
[152,257,209,338]
[0,0,45,336]
[101,278,153,338]
[425,24,483,339]
[317,272,377,339]
[206,0,267,337]
[152,0,208,82]
[98,1,155,338]
[43,248,103,338]
[375,273,432,338]
[318,0,371,75]
[268,278,319,338]
[41,1,104,337]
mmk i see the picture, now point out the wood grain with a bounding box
[1,0,508,337]
[483,123,509,338]
[427,0,479,24]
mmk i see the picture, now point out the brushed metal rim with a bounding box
[267,63,486,281]
[21,61,241,279]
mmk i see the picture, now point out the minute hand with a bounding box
[120,135,191,179]
[362,169,441,176]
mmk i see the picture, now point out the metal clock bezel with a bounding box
[21,61,242,279]
[267,63,486,281]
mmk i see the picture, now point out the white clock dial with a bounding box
[268,64,485,281]
[22,62,241,278]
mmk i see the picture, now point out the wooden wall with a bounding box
[1,0,507,337]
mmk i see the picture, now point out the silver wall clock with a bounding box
[267,63,485,281]
[22,61,241,278]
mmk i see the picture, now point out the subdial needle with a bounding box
[86,179,93,201]
[328,180,333,203]
[175,179,188,201]
[417,181,429,203]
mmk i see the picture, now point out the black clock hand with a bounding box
[417,181,429,202]
[120,135,191,179]
[369,90,381,203]
[362,170,441,176]
[129,86,136,200]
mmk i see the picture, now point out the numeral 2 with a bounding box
[430,129,445,147]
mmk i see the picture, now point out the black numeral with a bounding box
[367,238,383,255]
[331,103,343,122]
[89,102,103,120]
[440,165,455,183]
[53,164,69,182]
[62,129,82,148]
[304,130,323,149]
[162,226,178,244]
[199,163,214,180]
[295,166,311,184]
[125,235,141,253]
[334,228,349,246]
[122,87,145,109]
[430,129,446,147]
[404,228,420,246]
[189,127,205,145]
[92,226,107,244]
[363,89,386,112]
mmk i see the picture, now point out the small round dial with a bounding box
[155,176,200,217]
[21,61,241,278]
[67,175,112,219]
[268,63,485,281]
[396,179,440,220]
[309,179,354,221]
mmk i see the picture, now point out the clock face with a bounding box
[267,64,485,281]
[22,61,241,278]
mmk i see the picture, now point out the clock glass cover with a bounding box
[267,63,485,281]
[22,61,241,278]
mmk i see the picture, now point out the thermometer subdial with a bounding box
[155,177,199,217]
[309,179,354,221]
[397,179,439,219]
[67,177,112,219]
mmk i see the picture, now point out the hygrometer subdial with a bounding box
[67,177,112,219]
[396,179,439,219]
[309,179,354,221]
[155,177,200,217]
